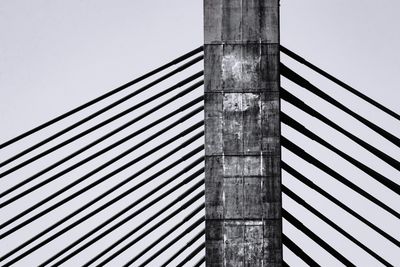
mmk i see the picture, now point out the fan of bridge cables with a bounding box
[0,47,205,266]
[280,46,400,266]
[1,44,399,266]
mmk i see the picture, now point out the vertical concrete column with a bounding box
[204,0,281,266]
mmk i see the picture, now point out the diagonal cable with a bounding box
[0,83,203,204]
[280,45,400,122]
[281,88,400,172]
[193,256,206,267]
[281,64,400,148]
[281,111,400,195]
[0,70,203,176]
[283,209,356,266]
[0,46,203,150]
[282,161,400,248]
[283,234,320,266]
[282,136,400,220]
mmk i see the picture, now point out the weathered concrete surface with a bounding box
[204,0,281,266]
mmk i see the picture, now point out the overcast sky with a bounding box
[0,1,399,266]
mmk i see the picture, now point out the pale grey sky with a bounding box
[0,1,399,266]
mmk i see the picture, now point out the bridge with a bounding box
[1,1,399,266]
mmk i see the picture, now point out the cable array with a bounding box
[1,47,205,266]
[2,45,399,266]
[281,47,399,266]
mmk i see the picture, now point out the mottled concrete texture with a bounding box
[204,0,281,266]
